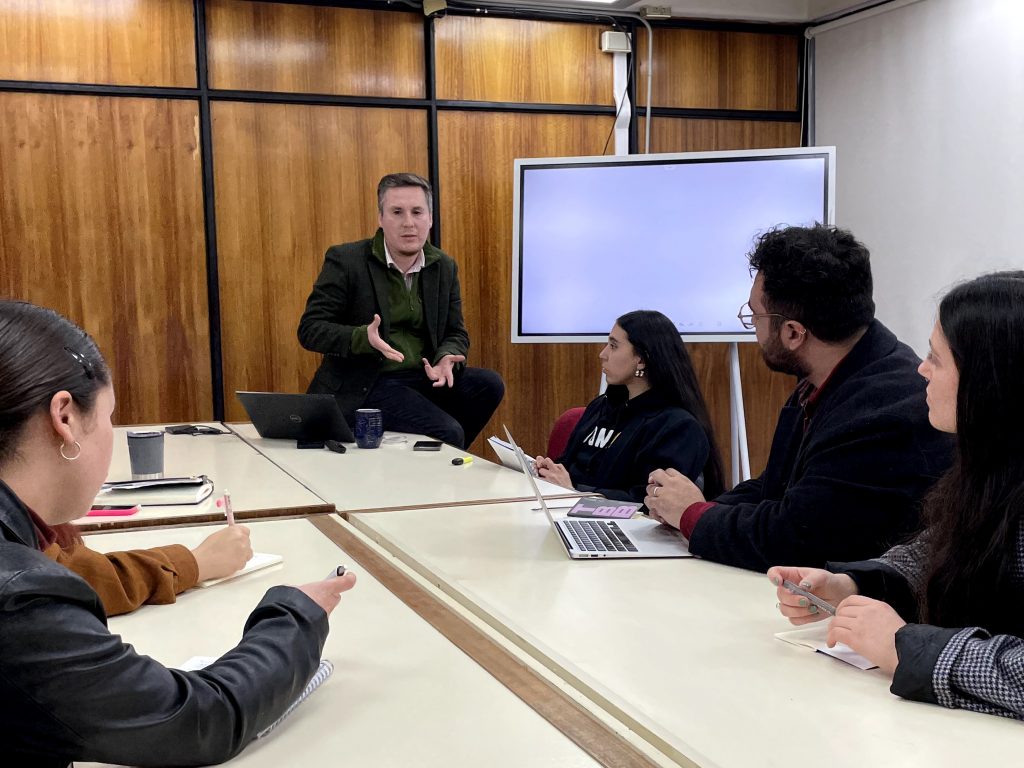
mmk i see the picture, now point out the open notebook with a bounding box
[775,623,877,670]
[196,552,284,588]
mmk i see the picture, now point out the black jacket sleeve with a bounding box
[2,564,328,767]
[712,475,765,506]
[892,625,1024,720]
[592,415,709,504]
[688,414,934,572]
[827,557,920,622]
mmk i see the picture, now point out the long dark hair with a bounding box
[919,271,1024,629]
[0,301,111,468]
[614,310,725,497]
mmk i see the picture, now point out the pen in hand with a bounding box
[782,579,837,616]
[216,491,235,526]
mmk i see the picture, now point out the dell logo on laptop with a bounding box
[289,414,302,423]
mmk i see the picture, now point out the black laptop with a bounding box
[236,392,355,443]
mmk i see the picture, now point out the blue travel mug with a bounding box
[354,408,384,449]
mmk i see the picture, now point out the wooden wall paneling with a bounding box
[640,116,803,154]
[439,111,617,460]
[0,92,211,424]
[206,0,424,98]
[435,16,615,105]
[0,0,196,87]
[637,28,799,111]
[212,102,429,421]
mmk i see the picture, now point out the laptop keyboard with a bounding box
[563,519,638,553]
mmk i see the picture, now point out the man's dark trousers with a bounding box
[361,367,504,448]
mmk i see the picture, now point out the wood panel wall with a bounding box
[0,1,803,475]
[206,0,425,97]
[435,16,614,105]
[213,102,429,421]
[438,111,612,457]
[0,0,196,86]
[0,92,211,423]
[637,28,800,111]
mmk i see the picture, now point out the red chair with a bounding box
[546,407,586,459]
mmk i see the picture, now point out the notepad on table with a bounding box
[197,552,284,588]
[775,623,878,670]
[97,475,215,506]
[567,497,641,519]
[487,436,538,476]
[176,656,333,739]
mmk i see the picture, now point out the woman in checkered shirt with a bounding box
[767,270,1024,719]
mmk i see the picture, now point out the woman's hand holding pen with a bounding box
[298,571,357,617]
[827,596,904,675]
[767,566,858,625]
[192,525,253,582]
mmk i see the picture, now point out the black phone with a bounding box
[413,440,443,451]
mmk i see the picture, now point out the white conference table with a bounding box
[77,425,332,532]
[349,501,1024,768]
[229,422,587,513]
[79,519,605,768]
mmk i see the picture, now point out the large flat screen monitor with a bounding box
[512,146,836,343]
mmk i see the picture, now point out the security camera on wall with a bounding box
[423,0,447,18]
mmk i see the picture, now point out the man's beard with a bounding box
[760,334,810,379]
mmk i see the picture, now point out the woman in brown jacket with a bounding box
[43,521,253,616]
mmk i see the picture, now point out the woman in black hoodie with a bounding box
[535,310,725,504]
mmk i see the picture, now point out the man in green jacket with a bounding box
[298,173,504,449]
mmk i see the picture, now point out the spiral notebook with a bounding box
[178,657,333,737]
[257,659,334,738]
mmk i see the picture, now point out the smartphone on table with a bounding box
[412,440,443,451]
[87,504,141,517]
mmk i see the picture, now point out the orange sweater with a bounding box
[42,541,200,617]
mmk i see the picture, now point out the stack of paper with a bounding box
[775,623,878,670]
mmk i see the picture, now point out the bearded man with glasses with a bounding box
[645,224,953,572]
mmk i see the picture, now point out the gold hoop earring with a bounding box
[60,441,82,461]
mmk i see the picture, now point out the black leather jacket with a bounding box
[0,481,329,767]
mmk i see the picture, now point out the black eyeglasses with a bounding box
[63,346,95,379]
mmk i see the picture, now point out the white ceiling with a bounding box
[468,0,884,23]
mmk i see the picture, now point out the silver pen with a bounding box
[782,579,837,616]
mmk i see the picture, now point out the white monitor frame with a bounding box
[510,146,837,344]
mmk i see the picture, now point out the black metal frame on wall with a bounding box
[0,0,806,420]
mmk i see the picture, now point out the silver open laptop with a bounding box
[503,426,692,560]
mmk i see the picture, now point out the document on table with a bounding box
[197,552,283,588]
[775,623,878,670]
